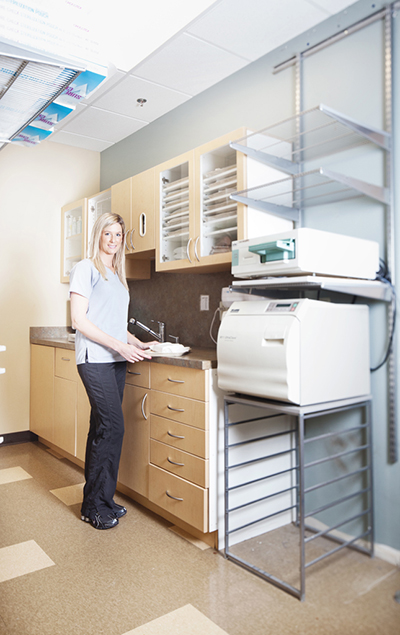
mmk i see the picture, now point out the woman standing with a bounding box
[70,212,152,530]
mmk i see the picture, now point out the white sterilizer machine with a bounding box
[231,228,379,279]
[217,299,370,406]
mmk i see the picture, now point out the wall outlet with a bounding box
[200,295,209,311]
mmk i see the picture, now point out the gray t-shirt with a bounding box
[69,259,129,364]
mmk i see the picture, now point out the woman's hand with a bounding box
[119,342,152,363]
[127,332,158,350]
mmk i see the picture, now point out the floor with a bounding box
[0,442,399,635]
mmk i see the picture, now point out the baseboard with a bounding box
[307,517,400,566]
[0,431,38,446]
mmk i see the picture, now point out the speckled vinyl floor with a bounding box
[0,442,399,635]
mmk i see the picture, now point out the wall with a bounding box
[100,10,400,554]
[0,141,100,435]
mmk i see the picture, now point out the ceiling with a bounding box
[48,0,362,153]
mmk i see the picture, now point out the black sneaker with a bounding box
[112,503,127,518]
[81,512,119,530]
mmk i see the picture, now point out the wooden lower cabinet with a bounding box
[148,464,208,533]
[30,344,54,442]
[31,347,218,540]
[30,344,89,460]
[119,383,149,498]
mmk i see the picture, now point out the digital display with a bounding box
[276,303,291,307]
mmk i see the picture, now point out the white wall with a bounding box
[0,141,100,435]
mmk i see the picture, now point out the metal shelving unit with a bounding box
[224,394,374,601]
[228,103,396,463]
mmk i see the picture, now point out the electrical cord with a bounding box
[370,259,396,372]
[209,306,221,345]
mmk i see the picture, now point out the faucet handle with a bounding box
[151,320,165,343]
[168,334,179,344]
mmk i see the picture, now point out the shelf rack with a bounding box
[224,394,374,601]
[231,275,392,302]
[228,103,396,464]
[229,103,390,174]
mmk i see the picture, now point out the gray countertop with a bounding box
[30,327,217,370]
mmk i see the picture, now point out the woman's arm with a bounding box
[127,331,158,349]
[70,292,151,363]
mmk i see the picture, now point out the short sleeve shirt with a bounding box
[69,259,129,364]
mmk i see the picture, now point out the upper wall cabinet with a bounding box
[155,129,293,273]
[111,167,155,257]
[61,198,86,283]
[61,190,111,283]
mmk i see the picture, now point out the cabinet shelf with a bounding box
[230,103,390,175]
[231,167,389,224]
[231,275,392,302]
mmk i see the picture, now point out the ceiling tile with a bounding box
[133,33,249,96]
[84,69,127,105]
[94,75,191,122]
[48,131,114,152]
[186,0,330,61]
[307,0,358,13]
[59,107,148,143]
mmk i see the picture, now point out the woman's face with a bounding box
[100,223,123,257]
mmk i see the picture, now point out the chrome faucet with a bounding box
[129,318,165,343]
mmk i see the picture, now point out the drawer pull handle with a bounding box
[127,370,141,375]
[141,393,148,420]
[167,457,184,466]
[166,491,183,501]
[167,405,184,412]
[61,357,70,362]
[167,378,184,384]
[167,431,185,439]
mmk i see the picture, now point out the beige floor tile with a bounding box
[50,482,84,506]
[0,540,55,583]
[0,466,32,485]
[169,526,211,551]
[123,604,229,635]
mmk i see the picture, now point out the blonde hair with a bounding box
[89,212,128,289]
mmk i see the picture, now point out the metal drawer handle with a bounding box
[166,491,183,501]
[61,357,70,362]
[127,370,141,375]
[167,457,184,466]
[167,405,184,412]
[167,378,184,384]
[167,431,185,439]
[141,393,148,420]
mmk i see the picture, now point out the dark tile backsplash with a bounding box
[128,261,233,349]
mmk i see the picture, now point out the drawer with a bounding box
[126,360,150,388]
[149,464,208,532]
[150,439,208,488]
[150,414,208,459]
[151,363,208,401]
[151,391,207,430]
[55,348,79,381]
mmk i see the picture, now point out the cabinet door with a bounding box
[61,198,86,283]
[194,129,247,270]
[111,178,132,255]
[130,168,155,254]
[119,384,150,497]
[87,189,111,255]
[155,151,196,272]
[54,377,77,456]
[30,345,54,442]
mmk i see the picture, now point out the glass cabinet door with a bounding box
[199,144,238,260]
[61,198,85,282]
[87,189,111,255]
[156,152,195,271]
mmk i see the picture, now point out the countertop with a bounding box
[30,327,217,370]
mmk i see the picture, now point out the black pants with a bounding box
[77,361,127,517]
